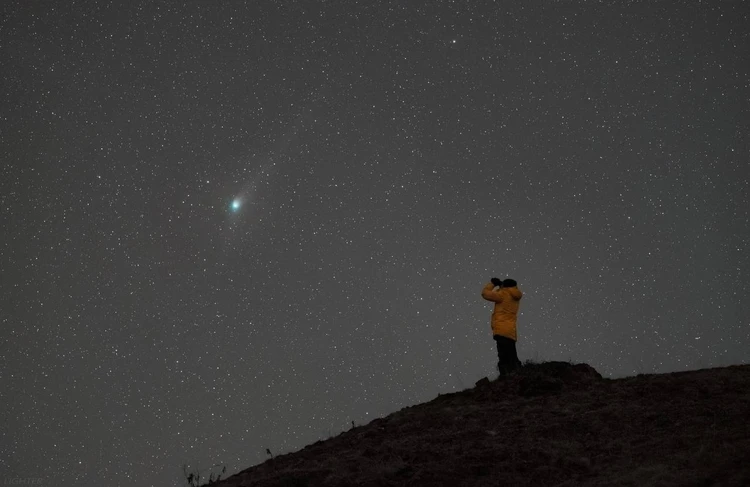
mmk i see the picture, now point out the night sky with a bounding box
[2,2,749,486]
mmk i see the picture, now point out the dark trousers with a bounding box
[493,335,521,375]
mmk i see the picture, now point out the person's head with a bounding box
[502,278,517,287]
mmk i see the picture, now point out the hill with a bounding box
[209,362,750,487]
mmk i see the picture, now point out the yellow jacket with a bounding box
[481,282,523,341]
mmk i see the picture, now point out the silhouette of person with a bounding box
[481,278,524,375]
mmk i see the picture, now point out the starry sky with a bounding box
[2,1,749,486]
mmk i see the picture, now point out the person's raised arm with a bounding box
[481,282,504,303]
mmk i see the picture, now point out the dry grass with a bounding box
[212,362,750,487]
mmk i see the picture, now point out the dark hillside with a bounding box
[211,363,750,487]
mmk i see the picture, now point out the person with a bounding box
[481,278,523,375]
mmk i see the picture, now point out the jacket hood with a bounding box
[506,286,523,300]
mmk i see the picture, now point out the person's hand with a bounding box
[491,277,502,287]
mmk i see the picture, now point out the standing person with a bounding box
[481,278,523,375]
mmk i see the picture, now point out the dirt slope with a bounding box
[211,362,750,487]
